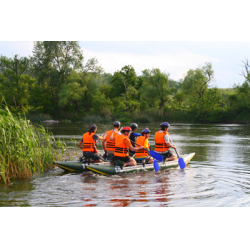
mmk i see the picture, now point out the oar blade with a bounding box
[153,160,160,172]
[178,157,186,169]
[149,151,163,162]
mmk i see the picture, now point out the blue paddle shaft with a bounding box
[169,136,186,169]
[130,140,163,162]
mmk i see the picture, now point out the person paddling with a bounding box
[78,124,105,163]
[109,126,143,167]
[154,122,177,162]
[129,123,141,156]
[134,129,154,164]
[102,121,121,161]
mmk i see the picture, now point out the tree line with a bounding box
[0,41,250,123]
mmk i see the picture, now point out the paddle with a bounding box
[169,137,186,169]
[130,140,162,172]
[130,140,163,162]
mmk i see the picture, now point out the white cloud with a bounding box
[82,48,218,81]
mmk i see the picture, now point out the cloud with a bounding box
[82,48,218,81]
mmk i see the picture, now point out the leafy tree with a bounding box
[191,88,225,121]
[0,55,36,110]
[110,65,138,103]
[31,41,84,115]
[92,90,112,112]
[181,62,214,105]
[141,68,171,110]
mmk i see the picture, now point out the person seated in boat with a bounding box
[154,122,177,162]
[134,129,154,164]
[109,126,143,167]
[102,121,121,161]
[129,123,141,157]
[78,124,105,163]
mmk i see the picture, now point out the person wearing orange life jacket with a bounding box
[78,124,105,163]
[154,122,177,162]
[109,127,144,167]
[102,121,121,160]
[134,129,154,164]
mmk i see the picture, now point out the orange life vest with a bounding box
[114,134,129,157]
[135,136,149,158]
[106,130,118,152]
[82,132,95,152]
[154,131,169,152]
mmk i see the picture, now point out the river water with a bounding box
[1,122,250,207]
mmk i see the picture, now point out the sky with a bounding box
[0,41,249,88]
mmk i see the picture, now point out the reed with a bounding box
[0,107,64,184]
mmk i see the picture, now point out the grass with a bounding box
[0,107,65,184]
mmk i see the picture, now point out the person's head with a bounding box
[130,123,138,132]
[121,126,132,136]
[141,128,151,138]
[160,122,170,131]
[89,124,97,134]
[113,121,121,129]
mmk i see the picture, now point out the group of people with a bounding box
[78,121,177,167]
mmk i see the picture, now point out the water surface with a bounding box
[1,123,250,207]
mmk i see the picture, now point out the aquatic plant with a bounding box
[0,107,64,184]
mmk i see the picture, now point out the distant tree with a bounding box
[0,55,35,110]
[181,62,215,105]
[141,68,171,110]
[31,41,84,115]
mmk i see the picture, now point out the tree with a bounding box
[31,41,84,116]
[110,65,138,103]
[141,68,171,110]
[0,55,36,110]
[181,62,214,105]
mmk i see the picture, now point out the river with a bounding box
[1,122,250,207]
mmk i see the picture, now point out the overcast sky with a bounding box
[1,41,249,88]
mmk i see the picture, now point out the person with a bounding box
[109,126,143,167]
[129,123,141,156]
[78,124,105,163]
[102,121,121,161]
[134,129,154,164]
[154,122,177,162]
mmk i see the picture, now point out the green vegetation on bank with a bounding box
[1,41,250,123]
[0,107,64,184]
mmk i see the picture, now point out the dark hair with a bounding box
[88,124,97,134]
[113,121,121,128]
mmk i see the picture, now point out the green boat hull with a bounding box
[54,152,195,175]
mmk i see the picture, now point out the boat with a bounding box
[53,152,195,175]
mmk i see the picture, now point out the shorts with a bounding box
[113,155,131,163]
[158,150,173,161]
[83,151,101,160]
[129,150,135,157]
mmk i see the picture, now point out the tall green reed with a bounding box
[0,107,65,184]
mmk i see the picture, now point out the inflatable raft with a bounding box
[53,152,195,175]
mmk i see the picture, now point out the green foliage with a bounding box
[0,106,64,184]
[141,68,171,110]
[0,55,36,110]
[1,43,250,124]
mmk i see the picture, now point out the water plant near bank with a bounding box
[0,107,64,184]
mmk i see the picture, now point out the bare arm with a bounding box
[102,134,107,152]
[129,145,144,152]
[78,140,83,150]
[109,130,115,141]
